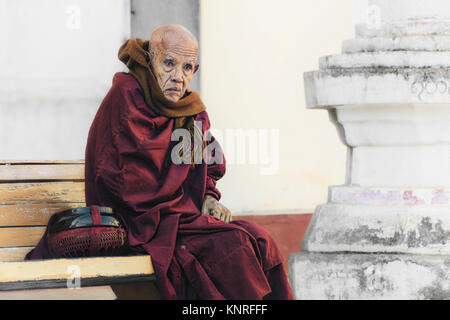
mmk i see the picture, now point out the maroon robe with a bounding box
[29,72,293,300]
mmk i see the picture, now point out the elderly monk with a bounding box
[30,25,293,300]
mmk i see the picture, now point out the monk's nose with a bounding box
[171,67,183,83]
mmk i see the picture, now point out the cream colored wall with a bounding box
[0,0,130,160]
[200,0,354,214]
[1,0,353,215]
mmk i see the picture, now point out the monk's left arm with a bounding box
[205,156,225,201]
[204,123,226,201]
[202,131,232,222]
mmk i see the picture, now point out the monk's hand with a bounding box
[201,195,232,223]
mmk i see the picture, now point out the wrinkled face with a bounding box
[149,36,199,103]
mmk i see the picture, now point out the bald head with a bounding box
[147,25,200,102]
[149,24,199,57]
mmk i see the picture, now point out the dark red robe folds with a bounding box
[29,72,293,300]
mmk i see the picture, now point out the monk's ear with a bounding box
[194,63,199,74]
[145,49,155,63]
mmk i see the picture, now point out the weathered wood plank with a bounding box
[0,247,33,261]
[0,274,155,291]
[0,203,83,226]
[0,286,117,299]
[0,255,154,283]
[0,160,84,164]
[0,182,85,204]
[0,227,45,247]
[0,164,84,181]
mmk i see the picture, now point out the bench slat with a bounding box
[0,182,85,204]
[0,227,45,247]
[0,247,34,261]
[0,164,84,181]
[0,286,118,299]
[0,160,84,164]
[0,203,82,227]
[0,255,155,291]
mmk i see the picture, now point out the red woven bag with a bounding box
[46,206,127,258]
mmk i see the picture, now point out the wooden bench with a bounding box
[0,160,156,299]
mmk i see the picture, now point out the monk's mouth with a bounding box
[166,88,181,93]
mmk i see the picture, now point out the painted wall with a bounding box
[0,0,200,159]
[0,0,353,215]
[0,0,130,160]
[200,0,353,214]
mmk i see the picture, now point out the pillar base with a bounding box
[303,201,450,254]
[289,251,450,300]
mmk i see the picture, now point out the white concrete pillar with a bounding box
[289,0,450,299]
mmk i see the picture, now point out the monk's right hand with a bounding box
[201,195,232,223]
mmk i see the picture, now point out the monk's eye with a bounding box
[165,59,174,67]
[184,64,193,71]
